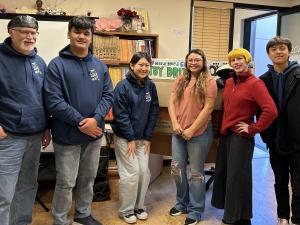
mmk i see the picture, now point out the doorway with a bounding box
[243,12,278,150]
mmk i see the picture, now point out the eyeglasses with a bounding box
[187,58,202,64]
[12,28,39,37]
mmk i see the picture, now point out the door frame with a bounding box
[277,5,300,35]
[243,11,278,51]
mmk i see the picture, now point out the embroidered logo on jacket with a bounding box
[145,92,151,102]
[32,62,42,75]
[89,69,99,81]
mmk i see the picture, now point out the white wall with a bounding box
[0,19,69,64]
[0,0,191,59]
[1,0,297,59]
[291,0,300,6]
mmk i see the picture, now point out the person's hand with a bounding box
[172,122,183,135]
[127,141,136,159]
[144,140,151,155]
[41,129,51,149]
[181,127,194,140]
[78,118,102,138]
[236,122,249,134]
[0,126,7,140]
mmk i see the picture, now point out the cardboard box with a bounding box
[151,133,172,156]
[149,153,163,183]
[153,79,174,107]
[154,107,172,134]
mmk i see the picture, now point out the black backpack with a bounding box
[93,146,111,201]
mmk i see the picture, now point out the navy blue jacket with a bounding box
[0,37,48,134]
[111,71,159,141]
[260,61,300,154]
[44,45,113,145]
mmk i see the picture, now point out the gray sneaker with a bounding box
[122,214,137,224]
[134,209,148,220]
[73,215,102,225]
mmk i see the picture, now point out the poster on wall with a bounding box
[149,59,229,80]
[149,58,255,80]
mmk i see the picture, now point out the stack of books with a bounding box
[93,35,155,64]
[93,35,120,64]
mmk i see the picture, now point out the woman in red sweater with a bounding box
[211,48,278,225]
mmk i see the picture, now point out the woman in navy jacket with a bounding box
[111,52,159,224]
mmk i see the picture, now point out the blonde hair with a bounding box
[175,49,209,103]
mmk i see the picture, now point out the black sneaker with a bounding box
[74,215,102,225]
[169,207,183,216]
[184,217,198,225]
[234,219,252,225]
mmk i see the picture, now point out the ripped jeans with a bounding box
[171,122,212,221]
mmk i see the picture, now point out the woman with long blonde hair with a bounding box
[168,49,217,225]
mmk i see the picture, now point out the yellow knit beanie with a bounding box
[228,48,252,64]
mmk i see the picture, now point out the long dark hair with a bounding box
[175,49,210,102]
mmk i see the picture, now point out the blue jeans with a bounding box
[51,139,101,225]
[0,133,42,225]
[171,123,212,221]
[114,136,151,217]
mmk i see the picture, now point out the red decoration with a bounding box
[117,8,138,19]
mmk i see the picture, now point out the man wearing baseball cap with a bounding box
[0,15,51,225]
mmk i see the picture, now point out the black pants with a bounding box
[211,132,254,224]
[269,150,300,224]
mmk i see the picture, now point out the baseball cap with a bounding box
[7,15,38,31]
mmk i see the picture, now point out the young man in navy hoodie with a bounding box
[0,15,51,225]
[44,16,113,225]
[260,36,300,225]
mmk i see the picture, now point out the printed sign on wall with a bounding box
[149,59,229,80]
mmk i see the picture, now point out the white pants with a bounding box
[114,135,151,217]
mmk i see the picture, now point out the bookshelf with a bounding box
[93,31,159,64]
[93,31,159,87]
[92,31,163,182]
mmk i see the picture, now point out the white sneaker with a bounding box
[277,218,289,225]
[134,209,148,220]
[122,214,137,224]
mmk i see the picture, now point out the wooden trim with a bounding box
[189,0,194,51]
[244,11,278,22]
[278,4,300,16]
[93,31,158,38]
[0,12,98,21]
[228,8,234,51]
[233,3,287,11]
[277,13,281,36]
